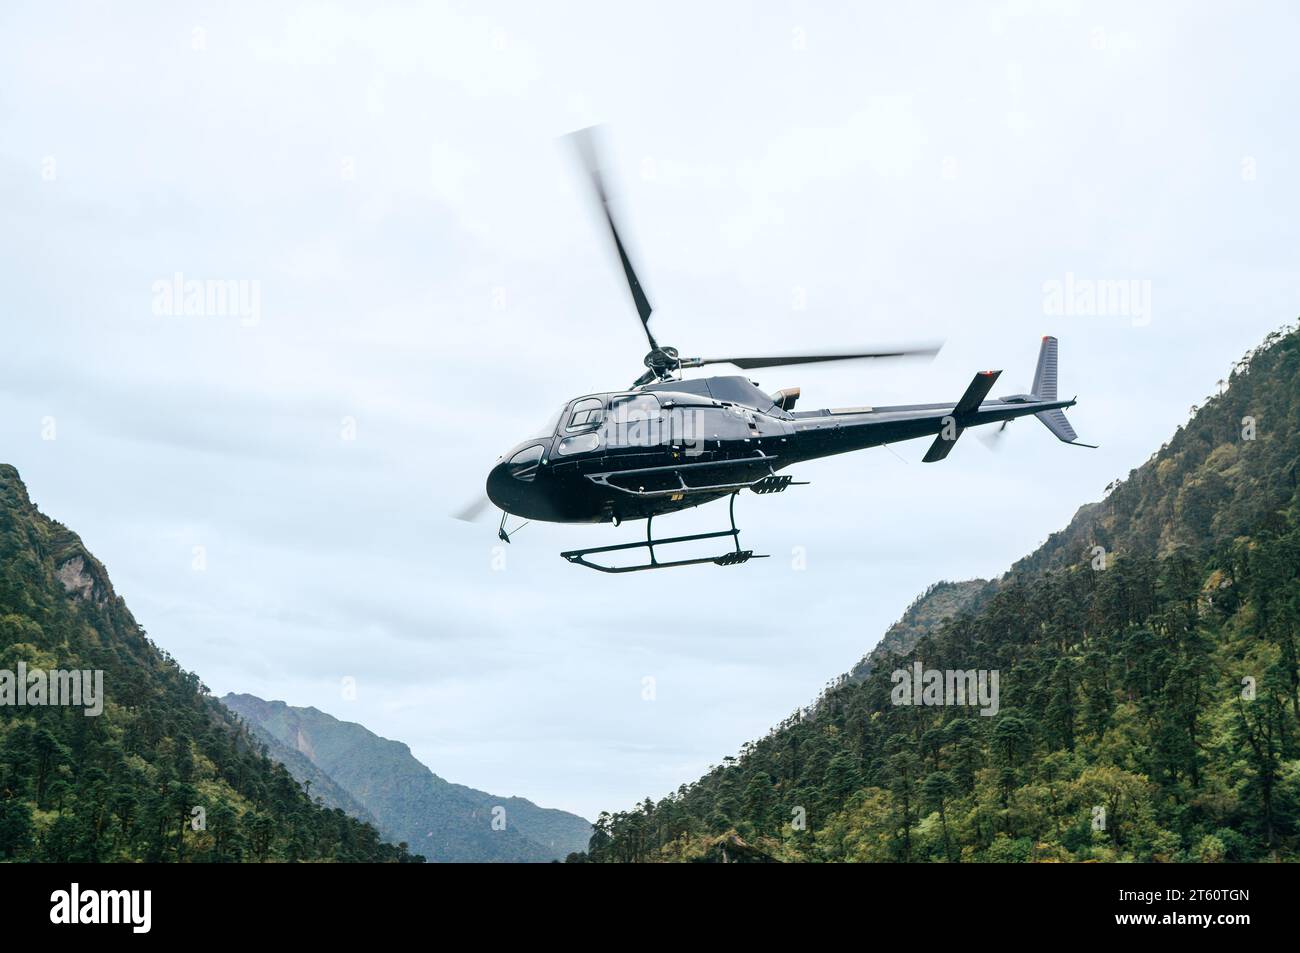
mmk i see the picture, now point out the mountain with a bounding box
[1012,330,1299,576]
[236,715,380,827]
[223,693,592,862]
[0,466,418,862]
[579,321,1300,863]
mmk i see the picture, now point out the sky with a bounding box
[2,1,1298,821]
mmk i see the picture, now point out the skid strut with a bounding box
[498,511,529,544]
[561,492,769,573]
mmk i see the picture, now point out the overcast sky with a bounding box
[2,1,1298,821]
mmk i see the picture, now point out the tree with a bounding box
[922,771,958,862]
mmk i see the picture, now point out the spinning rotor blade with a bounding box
[564,125,656,350]
[680,343,942,372]
[452,495,494,523]
[977,419,1011,451]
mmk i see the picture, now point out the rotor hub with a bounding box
[643,346,680,377]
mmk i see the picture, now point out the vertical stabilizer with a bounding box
[1031,336,1058,400]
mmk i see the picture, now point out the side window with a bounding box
[557,432,600,456]
[567,397,605,431]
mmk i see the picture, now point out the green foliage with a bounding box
[577,322,1300,863]
[0,466,420,863]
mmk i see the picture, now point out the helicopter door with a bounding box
[663,402,711,455]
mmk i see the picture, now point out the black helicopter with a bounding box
[461,127,1094,573]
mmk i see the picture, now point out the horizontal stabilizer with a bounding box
[923,371,1002,463]
[954,370,1001,416]
[922,432,960,463]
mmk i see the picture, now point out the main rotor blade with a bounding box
[452,495,494,523]
[681,343,942,372]
[564,125,656,350]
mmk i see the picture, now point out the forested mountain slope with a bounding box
[0,466,418,861]
[845,326,1298,684]
[1012,327,1298,575]
[578,322,1300,863]
[224,694,592,862]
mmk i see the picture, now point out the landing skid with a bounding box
[561,493,767,573]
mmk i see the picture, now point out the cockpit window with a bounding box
[507,445,544,482]
[567,397,605,431]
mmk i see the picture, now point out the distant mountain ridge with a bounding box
[223,693,592,862]
[234,714,381,827]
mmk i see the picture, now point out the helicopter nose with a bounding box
[485,460,517,512]
[485,443,550,519]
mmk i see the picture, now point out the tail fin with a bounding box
[1031,336,1097,448]
[1031,335,1058,400]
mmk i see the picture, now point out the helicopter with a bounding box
[458,127,1095,573]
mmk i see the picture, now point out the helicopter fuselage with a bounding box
[485,374,1075,525]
